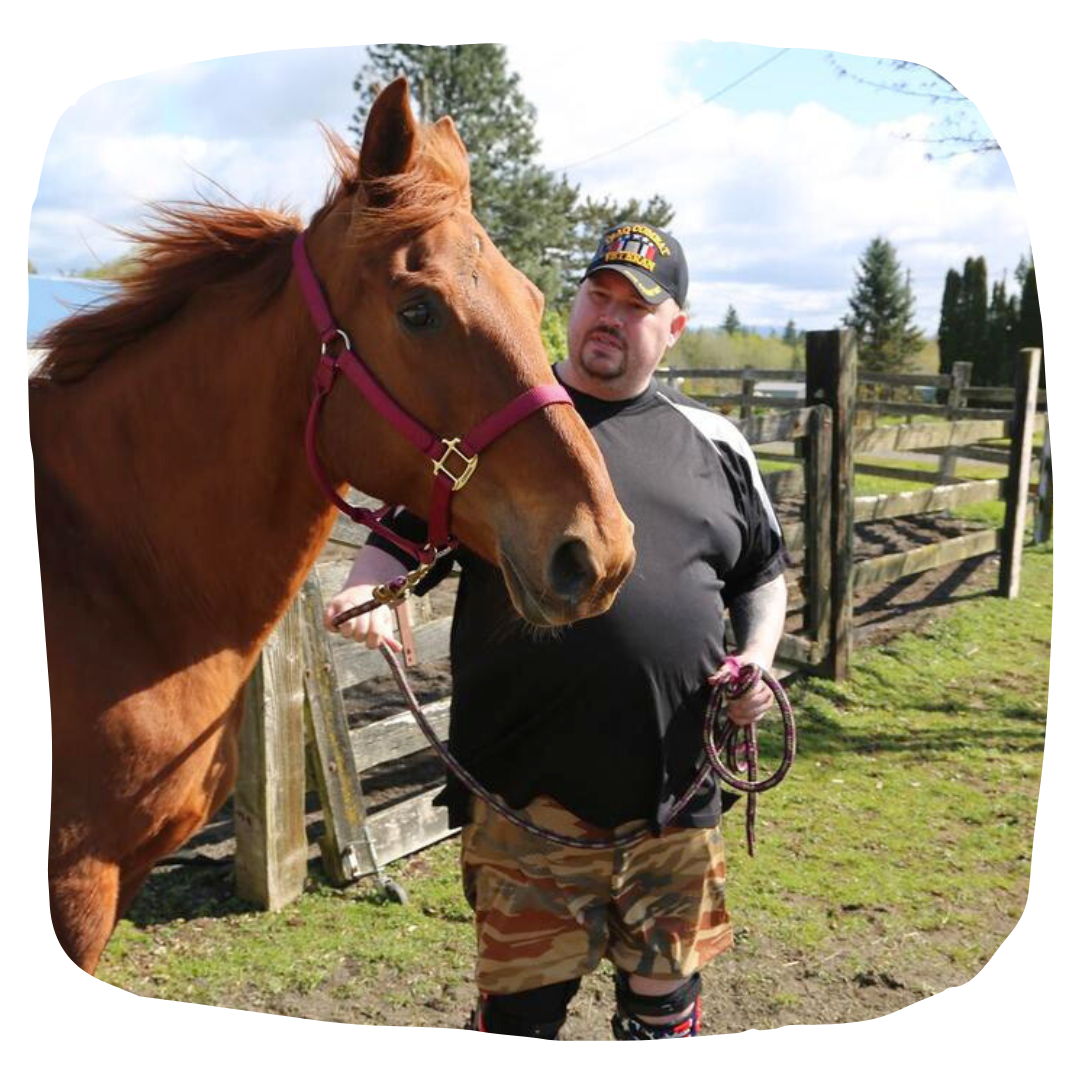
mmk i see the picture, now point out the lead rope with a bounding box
[332,599,796,854]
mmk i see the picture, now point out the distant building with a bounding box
[756,380,805,400]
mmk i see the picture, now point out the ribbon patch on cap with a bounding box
[598,224,671,272]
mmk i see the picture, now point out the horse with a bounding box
[30,77,636,975]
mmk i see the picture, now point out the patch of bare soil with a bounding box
[849,515,999,646]
[149,510,1006,1036]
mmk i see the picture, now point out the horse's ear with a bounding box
[433,115,468,166]
[359,76,419,193]
[432,115,471,208]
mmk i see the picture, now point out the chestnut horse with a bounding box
[30,78,635,974]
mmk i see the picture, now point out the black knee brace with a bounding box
[467,978,581,1039]
[611,970,702,1040]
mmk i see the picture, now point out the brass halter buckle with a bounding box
[372,562,436,608]
[433,437,479,491]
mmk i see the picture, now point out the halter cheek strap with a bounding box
[293,232,572,563]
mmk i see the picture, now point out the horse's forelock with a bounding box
[345,115,472,245]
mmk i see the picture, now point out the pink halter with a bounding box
[293,232,572,565]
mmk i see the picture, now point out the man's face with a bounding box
[566,270,686,395]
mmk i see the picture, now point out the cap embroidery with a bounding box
[604,223,672,256]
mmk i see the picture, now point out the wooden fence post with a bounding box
[1034,426,1053,544]
[299,576,379,885]
[802,403,833,661]
[999,348,1043,598]
[741,368,755,422]
[938,361,972,484]
[234,595,308,910]
[805,329,857,680]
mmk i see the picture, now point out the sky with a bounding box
[27,41,1029,334]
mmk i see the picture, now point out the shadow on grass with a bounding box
[788,721,1045,759]
[125,856,343,928]
[757,679,1047,760]
[124,862,255,927]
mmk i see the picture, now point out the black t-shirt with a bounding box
[368,375,786,830]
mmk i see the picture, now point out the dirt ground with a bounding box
[147,511,1010,1036]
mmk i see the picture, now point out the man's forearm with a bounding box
[344,544,409,589]
[728,573,787,668]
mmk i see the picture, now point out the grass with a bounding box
[736,545,1049,968]
[759,446,1013,526]
[102,849,476,1008]
[852,455,1008,525]
[96,545,1052,1019]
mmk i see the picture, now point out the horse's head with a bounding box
[300,78,634,625]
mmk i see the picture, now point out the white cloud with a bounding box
[30,45,367,274]
[30,40,1031,331]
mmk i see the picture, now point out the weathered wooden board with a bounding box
[364,788,459,867]
[235,597,307,911]
[352,699,452,772]
[332,616,453,691]
[853,479,1004,523]
[852,529,1000,591]
[853,419,1009,455]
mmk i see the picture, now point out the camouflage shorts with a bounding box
[460,795,732,995]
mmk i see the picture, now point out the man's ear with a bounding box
[668,309,689,347]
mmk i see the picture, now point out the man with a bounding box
[325,223,788,1039]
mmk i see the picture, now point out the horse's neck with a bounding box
[33,288,335,657]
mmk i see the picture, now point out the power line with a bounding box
[554,48,791,173]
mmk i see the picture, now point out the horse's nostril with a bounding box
[548,539,599,603]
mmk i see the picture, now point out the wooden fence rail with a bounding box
[658,360,1046,430]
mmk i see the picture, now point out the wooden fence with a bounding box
[233,330,1049,909]
[663,357,1047,428]
[661,335,1049,676]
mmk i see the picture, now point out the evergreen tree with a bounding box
[959,256,990,381]
[723,305,741,336]
[781,319,799,364]
[985,276,1014,386]
[937,268,962,375]
[842,236,923,372]
[1016,264,1044,385]
[350,46,671,311]
[1014,250,1032,290]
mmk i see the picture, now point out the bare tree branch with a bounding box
[826,54,1000,157]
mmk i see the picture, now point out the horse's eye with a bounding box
[399,301,435,330]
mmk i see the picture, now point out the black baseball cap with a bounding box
[582,222,688,308]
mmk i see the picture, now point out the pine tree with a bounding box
[959,256,990,382]
[1016,264,1044,385]
[842,236,923,373]
[985,276,1014,386]
[1014,250,1032,290]
[723,306,741,336]
[937,268,962,375]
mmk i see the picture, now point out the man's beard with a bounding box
[577,326,627,380]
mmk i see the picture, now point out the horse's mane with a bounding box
[32,121,471,386]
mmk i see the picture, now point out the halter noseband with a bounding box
[293,232,572,566]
